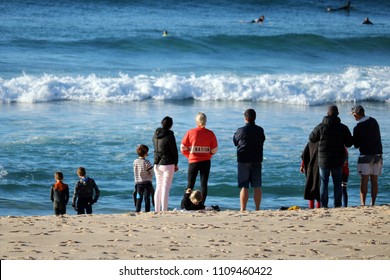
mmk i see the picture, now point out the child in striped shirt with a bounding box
[133,144,154,212]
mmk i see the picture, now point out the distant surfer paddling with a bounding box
[162,30,169,37]
[327,1,351,12]
[250,15,265,23]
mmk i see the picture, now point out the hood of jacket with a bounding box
[322,115,341,126]
[155,128,173,139]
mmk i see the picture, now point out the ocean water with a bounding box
[1,0,389,216]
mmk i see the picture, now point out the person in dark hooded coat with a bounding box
[300,141,320,208]
[309,105,353,208]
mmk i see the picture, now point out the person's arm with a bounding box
[353,126,360,149]
[146,159,154,176]
[65,185,69,204]
[181,190,192,210]
[210,132,218,155]
[344,125,353,148]
[309,125,320,143]
[169,134,179,165]
[92,180,100,203]
[50,186,54,202]
[72,184,78,207]
[180,133,190,158]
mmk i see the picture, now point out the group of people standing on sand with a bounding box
[50,167,100,215]
[133,110,264,213]
[300,105,383,209]
[50,105,382,215]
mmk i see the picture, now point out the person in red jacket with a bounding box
[181,112,218,204]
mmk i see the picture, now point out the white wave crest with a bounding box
[1,67,389,105]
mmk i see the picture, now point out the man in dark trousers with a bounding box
[309,105,353,208]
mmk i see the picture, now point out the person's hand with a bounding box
[300,167,305,173]
[72,204,77,211]
[174,165,179,172]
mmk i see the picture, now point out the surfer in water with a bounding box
[251,15,265,23]
[362,17,373,25]
[327,1,351,12]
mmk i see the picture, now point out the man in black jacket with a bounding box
[233,109,266,211]
[309,105,353,208]
[351,105,383,206]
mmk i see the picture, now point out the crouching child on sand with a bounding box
[181,188,220,211]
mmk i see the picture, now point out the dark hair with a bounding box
[327,105,339,116]
[244,109,256,123]
[136,144,149,157]
[55,171,63,180]
[161,116,173,129]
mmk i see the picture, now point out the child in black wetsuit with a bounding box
[72,167,100,214]
[50,171,69,215]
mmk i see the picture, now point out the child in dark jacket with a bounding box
[181,188,205,211]
[50,171,69,215]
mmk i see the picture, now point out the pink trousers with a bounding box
[153,164,175,211]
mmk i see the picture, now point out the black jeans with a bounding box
[135,182,153,212]
[187,160,211,203]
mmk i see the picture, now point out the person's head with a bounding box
[55,171,63,181]
[76,167,86,177]
[136,144,149,158]
[244,108,256,123]
[190,190,203,205]
[196,112,207,127]
[351,105,365,120]
[327,105,339,116]
[161,116,173,130]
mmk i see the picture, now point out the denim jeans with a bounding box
[319,166,343,208]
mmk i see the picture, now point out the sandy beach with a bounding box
[1,205,389,260]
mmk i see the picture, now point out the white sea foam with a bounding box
[1,67,389,105]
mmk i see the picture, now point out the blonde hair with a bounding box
[190,190,203,204]
[196,112,207,127]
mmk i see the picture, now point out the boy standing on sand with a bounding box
[133,144,154,212]
[50,171,69,215]
[72,167,100,214]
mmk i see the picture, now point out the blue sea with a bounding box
[1,0,389,216]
